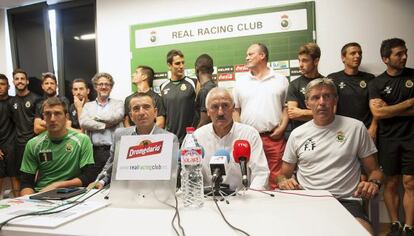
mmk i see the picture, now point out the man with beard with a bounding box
[369,38,414,236]
[34,72,70,134]
[69,79,90,132]
[9,69,40,196]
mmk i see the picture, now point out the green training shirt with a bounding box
[21,129,94,191]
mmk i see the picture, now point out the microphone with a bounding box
[95,162,113,183]
[232,140,251,187]
[209,150,230,184]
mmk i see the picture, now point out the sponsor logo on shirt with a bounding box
[384,86,392,94]
[406,79,413,88]
[300,87,306,95]
[65,143,73,152]
[339,82,346,89]
[336,131,346,143]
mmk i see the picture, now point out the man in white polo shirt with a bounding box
[233,43,289,189]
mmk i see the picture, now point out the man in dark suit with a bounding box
[94,92,179,188]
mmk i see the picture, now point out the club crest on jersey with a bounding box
[300,87,306,95]
[65,143,73,152]
[406,79,413,88]
[25,101,31,108]
[180,84,187,91]
[360,80,367,88]
[336,131,346,143]
[339,82,346,89]
[384,86,392,94]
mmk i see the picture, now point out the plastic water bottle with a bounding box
[180,127,204,208]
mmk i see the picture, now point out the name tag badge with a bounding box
[39,151,53,163]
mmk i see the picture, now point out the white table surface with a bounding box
[2,190,370,236]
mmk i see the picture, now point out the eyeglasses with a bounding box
[96,83,112,87]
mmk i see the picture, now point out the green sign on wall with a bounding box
[130,2,316,92]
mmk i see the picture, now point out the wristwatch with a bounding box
[369,179,382,189]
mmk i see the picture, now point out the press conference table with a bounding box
[3,190,370,236]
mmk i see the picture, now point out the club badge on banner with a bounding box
[115,134,174,180]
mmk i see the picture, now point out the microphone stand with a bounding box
[205,177,237,204]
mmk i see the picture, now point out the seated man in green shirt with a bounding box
[20,97,96,196]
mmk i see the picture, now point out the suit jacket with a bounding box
[100,125,179,185]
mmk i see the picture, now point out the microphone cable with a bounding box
[248,188,275,197]
[170,195,186,236]
[0,187,105,231]
[212,190,250,236]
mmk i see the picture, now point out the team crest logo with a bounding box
[127,140,163,159]
[300,87,306,95]
[280,14,291,30]
[180,84,187,91]
[336,131,346,143]
[13,103,18,109]
[360,80,367,88]
[384,86,392,94]
[65,143,73,152]
[339,82,346,89]
[406,79,413,88]
[150,31,157,43]
[25,101,31,108]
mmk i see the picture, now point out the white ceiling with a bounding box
[0,0,69,9]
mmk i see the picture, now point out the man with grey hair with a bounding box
[194,87,269,190]
[277,78,383,234]
[80,72,124,172]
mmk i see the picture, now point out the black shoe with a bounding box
[403,227,414,236]
[388,222,403,236]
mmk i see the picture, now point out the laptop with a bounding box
[29,187,86,200]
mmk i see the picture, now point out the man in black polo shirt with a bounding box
[124,65,165,128]
[194,54,216,128]
[10,69,40,196]
[160,49,198,143]
[369,38,414,236]
[286,42,324,131]
[0,74,16,196]
[328,42,376,139]
[34,72,70,134]
[69,78,90,132]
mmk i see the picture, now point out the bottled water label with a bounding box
[181,149,202,165]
